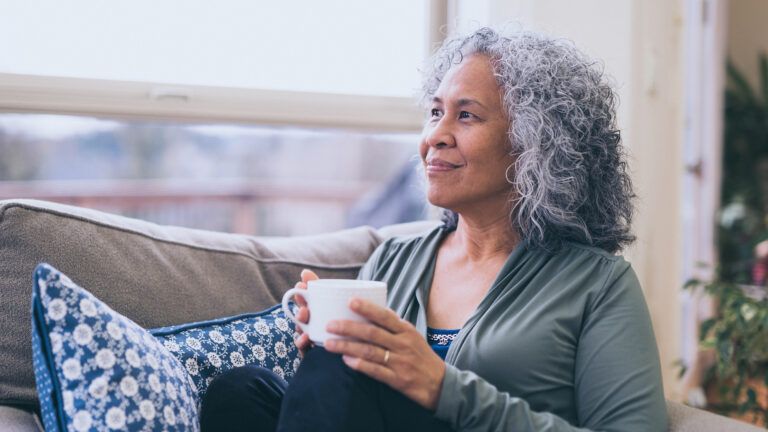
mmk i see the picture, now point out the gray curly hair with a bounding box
[422,27,635,253]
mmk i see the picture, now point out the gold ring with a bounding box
[383,349,391,364]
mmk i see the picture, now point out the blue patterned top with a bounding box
[426,327,460,360]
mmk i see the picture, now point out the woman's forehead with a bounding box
[435,55,503,106]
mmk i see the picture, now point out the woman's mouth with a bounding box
[426,158,463,173]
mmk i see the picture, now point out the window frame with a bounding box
[0,4,447,132]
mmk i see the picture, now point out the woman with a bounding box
[201,27,668,431]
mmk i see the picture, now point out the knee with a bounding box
[300,347,346,372]
[290,347,374,392]
[205,365,283,402]
[278,348,382,431]
[202,366,286,431]
[294,348,345,381]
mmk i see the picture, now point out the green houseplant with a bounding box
[685,53,768,426]
[718,54,768,284]
[685,277,767,425]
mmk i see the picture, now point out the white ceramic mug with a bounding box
[281,279,387,345]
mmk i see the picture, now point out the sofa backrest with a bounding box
[0,199,397,409]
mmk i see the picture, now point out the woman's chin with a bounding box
[426,193,457,212]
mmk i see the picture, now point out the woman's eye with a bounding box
[459,111,474,119]
[430,108,441,118]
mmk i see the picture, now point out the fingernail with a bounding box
[325,340,336,349]
[342,355,355,365]
[327,321,338,331]
[350,299,360,308]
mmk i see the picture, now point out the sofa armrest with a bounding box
[666,400,764,432]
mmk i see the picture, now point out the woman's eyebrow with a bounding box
[457,98,486,109]
[431,96,487,109]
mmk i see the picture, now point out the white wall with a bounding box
[451,0,687,400]
[451,0,634,134]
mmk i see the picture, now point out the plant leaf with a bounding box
[727,59,757,106]
[761,52,768,107]
[699,318,717,341]
[684,278,702,289]
[694,261,711,269]
[673,359,688,379]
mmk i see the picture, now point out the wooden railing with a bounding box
[0,179,375,234]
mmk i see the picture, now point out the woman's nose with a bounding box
[423,118,455,149]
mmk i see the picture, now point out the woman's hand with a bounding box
[293,269,319,358]
[324,299,446,411]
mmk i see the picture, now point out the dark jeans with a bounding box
[200,347,452,432]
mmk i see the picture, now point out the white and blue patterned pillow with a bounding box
[150,304,301,401]
[31,264,200,432]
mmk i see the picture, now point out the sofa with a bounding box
[0,199,763,431]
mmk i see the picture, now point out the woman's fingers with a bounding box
[323,298,447,411]
[292,282,308,306]
[326,319,399,349]
[324,338,391,364]
[293,268,317,309]
[296,305,309,324]
[290,280,307,308]
[301,269,319,283]
[295,332,310,348]
[341,355,397,386]
[294,307,309,337]
[295,333,311,358]
[292,269,317,358]
[348,299,408,334]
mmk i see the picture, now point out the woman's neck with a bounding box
[447,214,519,262]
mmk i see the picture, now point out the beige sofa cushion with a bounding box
[0,199,383,409]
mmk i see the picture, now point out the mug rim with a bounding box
[307,279,386,289]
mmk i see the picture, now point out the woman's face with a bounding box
[419,54,515,215]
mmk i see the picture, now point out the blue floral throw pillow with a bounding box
[150,304,301,401]
[31,263,199,432]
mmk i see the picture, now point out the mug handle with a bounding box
[281,288,309,333]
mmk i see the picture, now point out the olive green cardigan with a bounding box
[358,226,667,432]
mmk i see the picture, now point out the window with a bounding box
[0,3,444,234]
[0,1,443,129]
[0,113,427,235]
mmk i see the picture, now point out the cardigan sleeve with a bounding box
[434,262,668,432]
[436,365,592,431]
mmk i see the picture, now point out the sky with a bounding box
[0,114,119,139]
